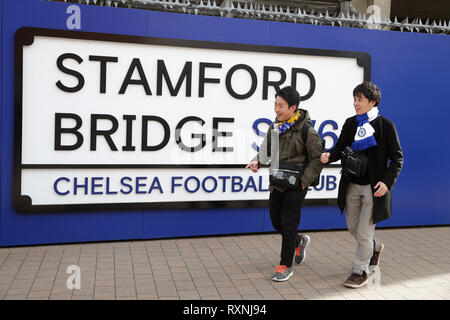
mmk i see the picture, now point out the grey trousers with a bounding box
[345,183,382,275]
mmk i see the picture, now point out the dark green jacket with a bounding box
[253,109,324,189]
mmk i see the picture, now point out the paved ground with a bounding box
[0,226,449,300]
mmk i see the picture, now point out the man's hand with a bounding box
[302,183,306,190]
[245,161,259,173]
[374,181,388,197]
[320,152,330,164]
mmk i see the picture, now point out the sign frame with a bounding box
[13,27,371,213]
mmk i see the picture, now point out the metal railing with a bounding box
[53,0,450,34]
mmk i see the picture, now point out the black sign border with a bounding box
[14,27,371,213]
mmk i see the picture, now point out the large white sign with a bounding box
[14,28,370,212]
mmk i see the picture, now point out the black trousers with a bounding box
[269,187,308,268]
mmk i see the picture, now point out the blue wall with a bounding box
[1,0,449,246]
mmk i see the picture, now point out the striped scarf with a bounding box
[274,110,302,134]
[351,107,379,151]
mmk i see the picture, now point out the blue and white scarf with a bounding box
[351,107,379,151]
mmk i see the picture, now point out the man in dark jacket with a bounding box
[246,86,324,282]
[321,81,403,288]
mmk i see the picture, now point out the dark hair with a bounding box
[353,81,381,106]
[275,86,300,109]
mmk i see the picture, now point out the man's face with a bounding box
[353,93,376,115]
[275,96,296,121]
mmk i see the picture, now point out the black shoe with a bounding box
[344,271,368,289]
[369,242,384,270]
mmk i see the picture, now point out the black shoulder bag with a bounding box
[341,146,368,177]
[269,161,303,189]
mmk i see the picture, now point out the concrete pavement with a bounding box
[0,226,449,300]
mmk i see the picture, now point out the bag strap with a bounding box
[302,122,311,160]
[266,122,274,157]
